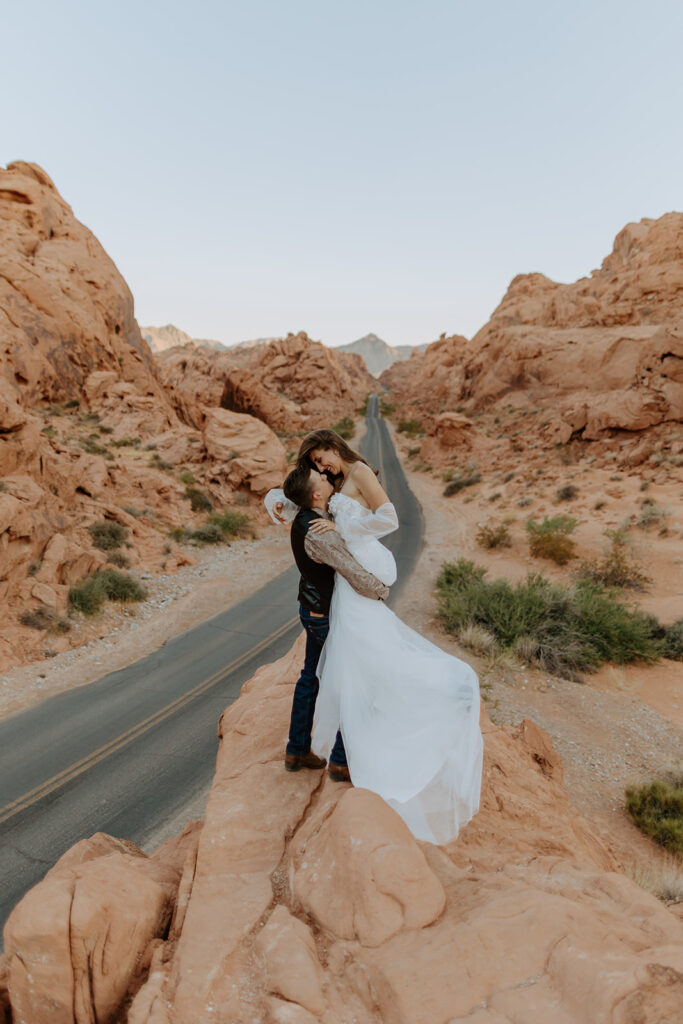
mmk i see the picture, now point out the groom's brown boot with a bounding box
[285,750,327,772]
[328,762,351,783]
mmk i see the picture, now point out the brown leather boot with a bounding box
[328,762,351,783]
[284,750,327,772]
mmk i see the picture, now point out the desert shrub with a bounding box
[80,439,113,459]
[457,622,498,657]
[332,416,355,440]
[443,472,482,497]
[359,394,370,415]
[556,484,579,502]
[69,569,147,616]
[88,520,128,551]
[502,472,515,483]
[189,523,224,545]
[111,437,141,448]
[638,498,668,528]
[436,559,665,680]
[42,425,57,439]
[577,529,652,591]
[121,505,143,518]
[662,620,683,660]
[107,551,131,569]
[518,496,532,508]
[179,470,196,485]
[64,399,80,409]
[626,779,683,856]
[185,487,213,512]
[526,515,578,565]
[380,398,394,417]
[209,510,253,538]
[397,419,422,437]
[0,480,7,492]
[151,453,174,471]
[169,527,187,542]
[476,523,512,549]
[19,606,71,634]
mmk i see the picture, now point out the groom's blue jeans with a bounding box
[287,606,347,766]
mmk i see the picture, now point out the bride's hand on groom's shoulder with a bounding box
[309,519,336,534]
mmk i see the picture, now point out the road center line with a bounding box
[0,616,299,826]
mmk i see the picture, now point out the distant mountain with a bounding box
[142,325,426,374]
[335,333,427,376]
[141,324,226,353]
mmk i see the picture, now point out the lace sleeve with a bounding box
[264,488,298,524]
[329,494,399,542]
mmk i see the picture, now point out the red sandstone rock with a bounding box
[202,407,287,494]
[3,833,181,1024]
[382,215,683,455]
[9,640,680,1023]
[0,161,289,671]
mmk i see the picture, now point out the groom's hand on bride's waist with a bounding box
[304,529,389,601]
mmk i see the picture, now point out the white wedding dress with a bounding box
[265,489,483,845]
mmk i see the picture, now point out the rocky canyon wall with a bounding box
[382,214,683,457]
[0,163,291,672]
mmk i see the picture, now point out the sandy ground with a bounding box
[390,424,683,888]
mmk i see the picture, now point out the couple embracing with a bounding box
[265,428,483,846]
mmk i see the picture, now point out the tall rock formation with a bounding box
[158,331,375,429]
[382,214,683,443]
[0,162,285,672]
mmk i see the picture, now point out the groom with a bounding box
[282,461,389,782]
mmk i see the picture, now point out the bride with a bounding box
[265,428,483,846]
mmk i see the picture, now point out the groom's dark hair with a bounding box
[283,462,315,509]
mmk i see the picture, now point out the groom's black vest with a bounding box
[290,508,335,615]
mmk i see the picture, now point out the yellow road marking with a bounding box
[0,616,299,826]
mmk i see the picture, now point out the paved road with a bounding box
[0,395,423,935]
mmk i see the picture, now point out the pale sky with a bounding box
[4,0,683,347]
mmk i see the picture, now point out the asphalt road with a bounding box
[0,395,423,936]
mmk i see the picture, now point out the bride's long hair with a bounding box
[297,428,377,491]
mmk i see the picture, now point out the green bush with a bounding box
[359,394,370,416]
[577,529,651,591]
[526,515,578,565]
[397,419,422,437]
[476,523,512,549]
[69,569,147,616]
[88,520,128,551]
[626,779,683,856]
[189,523,225,545]
[332,416,355,440]
[107,551,131,569]
[209,510,253,537]
[443,472,482,497]
[185,487,213,512]
[111,437,141,448]
[179,470,196,485]
[436,558,665,680]
[19,606,71,634]
[151,452,174,472]
[662,620,683,660]
[380,398,394,417]
[556,484,579,502]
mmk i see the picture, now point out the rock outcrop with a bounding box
[4,638,682,1023]
[382,214,683,449]
[0,162,287,672]
[228,331,376,422]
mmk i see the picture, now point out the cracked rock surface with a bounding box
[3,635,683,1023]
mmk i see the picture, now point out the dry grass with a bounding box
[625,855,683,903]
